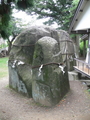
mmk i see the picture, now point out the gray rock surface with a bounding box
[32,36,70,106]
[8,26,74,106]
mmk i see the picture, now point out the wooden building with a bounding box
[69,0,90,78]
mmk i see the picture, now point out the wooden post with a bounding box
[88,33,90,66]
[66,53,68,70]
[75,35,80,58]
[83,40,86,58]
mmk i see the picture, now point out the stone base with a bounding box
[68,71,78,81]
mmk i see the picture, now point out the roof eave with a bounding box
[69,0,86,34]
[71,29,90,34]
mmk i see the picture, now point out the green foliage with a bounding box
[69,0,79,20]
[16,0,34,10]
[0,57,8,78]
[79,40,88,50]
[0,43,7,49]
[72,0,79,5]
[9,17,24,36]
[86,40,88,48]
[79,41,84,57]
[0,15,29,53]
[0,0,34,39]
[87,89,90,92]
[27,0,79,30]
[79,40,88,56]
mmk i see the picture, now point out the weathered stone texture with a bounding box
[8,26,74,106]
[32,37,70,106]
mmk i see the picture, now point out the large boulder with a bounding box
[8,26,74,105]
[9,26,60,97]
[58,30,75,71]
[32,36,70,106]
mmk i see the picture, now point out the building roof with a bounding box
[69,0,90,34]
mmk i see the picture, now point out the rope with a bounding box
[10,40,74,69]
[13,44,35,47]
[59,40,73,42]
[12,40,73,47]
[32,62,64,69]
[8,60,64,69]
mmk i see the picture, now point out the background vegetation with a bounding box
[79,40,88,57]
[26,0,79,30]
[0,0,34,54]
[0,0,80,54]
[0,57,8,78]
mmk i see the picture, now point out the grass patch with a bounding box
[0,57,8,78]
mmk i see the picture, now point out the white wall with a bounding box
[74,1,90,30]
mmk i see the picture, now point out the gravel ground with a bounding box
[0,76,90,120]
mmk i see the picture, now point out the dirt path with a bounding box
[0,76,90,120]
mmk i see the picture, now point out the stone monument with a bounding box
[8,26,74,106]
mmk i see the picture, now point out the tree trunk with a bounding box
[8,41,12,55]
[7,35,17,55]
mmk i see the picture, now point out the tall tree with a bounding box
[27,0,79,30]
[0,0,34,38]
[3,16,31,54]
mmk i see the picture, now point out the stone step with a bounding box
[80,80,90,86]
[68,71,78,81]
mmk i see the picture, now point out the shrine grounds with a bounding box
[0,57,90,120]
